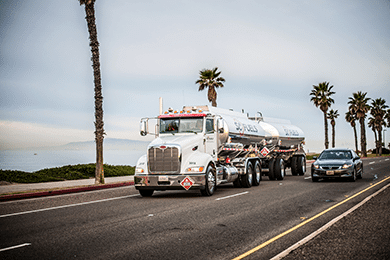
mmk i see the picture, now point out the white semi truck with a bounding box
[135,105,306,197]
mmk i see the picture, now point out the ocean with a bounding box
[0,149,146,172]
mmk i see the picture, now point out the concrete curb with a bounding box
[0,181,134,202]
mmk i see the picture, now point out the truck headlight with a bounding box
[135,168,144,173]
[342,164,352,169]
[186,166,204,173]
[313,164,319,169]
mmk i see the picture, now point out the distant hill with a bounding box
[56,138,149,151]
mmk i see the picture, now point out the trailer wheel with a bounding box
[240,162,253,188]
[252,161,262,186]
[297,156,306,175]
[291,156,298,176]
[268,159,276,180]
[139,189,154,197]
[201,166,216,196]
[275,157,285,180]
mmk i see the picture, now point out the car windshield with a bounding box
[160,117,203,134]
[319,150,352,160]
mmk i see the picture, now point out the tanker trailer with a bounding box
[134,105,306,197]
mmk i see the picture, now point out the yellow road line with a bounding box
[232,176,390,260]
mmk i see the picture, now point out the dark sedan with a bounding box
[311,148,363,182]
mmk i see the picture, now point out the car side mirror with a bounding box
[353,156,360,161]
[313,156,317,160]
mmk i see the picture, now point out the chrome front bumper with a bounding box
[134,174,206,190]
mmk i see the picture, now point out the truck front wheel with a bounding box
[139,189,154,197]
[201,166,216,196]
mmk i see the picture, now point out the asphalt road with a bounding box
[1,157,389,260]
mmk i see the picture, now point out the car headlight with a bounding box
[342,164,352,169]
[313,164,319,169]
[186,166,204,172]
[135,167,144,173]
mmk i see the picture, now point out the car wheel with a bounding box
[311,172,318,182]
[252,161,261,186]
[357,166,363,179]
[201,166,216,196]
[350,168,357,182]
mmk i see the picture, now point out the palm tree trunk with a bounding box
[353,125,358,154]
[360,117,367,157]
[323,112,329,149]
[378,127,383,156]
[332,124,335,148]
[373,129,378,156]
[84,2,104,184]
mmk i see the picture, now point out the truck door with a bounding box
[204,117,217,159]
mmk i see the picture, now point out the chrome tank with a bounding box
[207,107,305,148]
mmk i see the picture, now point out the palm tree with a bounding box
[370,98,388,155]
[310,82,335,149]
[368,116,378,156]
[327,109,339,148]
[348,91,370,157]
[386,109,390,127]
[79,0,105,184]
[345,111,358,153]
[196,67,225,107]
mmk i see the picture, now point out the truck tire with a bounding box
[240,162,253,188]
[139,189,154,197]
[252,161,261,186]
[275,157,285,180]
[201,166,216,196]
[268,159,276,180]
[291,156,298,176]
[297,155,306,176]
[233,175,242,188]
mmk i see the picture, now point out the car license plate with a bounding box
[327,171,334,175]
[159,176,169,181]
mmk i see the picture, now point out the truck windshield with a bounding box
[160,117,203,134]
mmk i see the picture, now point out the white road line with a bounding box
[215,191,249,201]
[0,243,31,252]
[0,194,139,218]
[304,176,312,180]
[270,183,390,260]
[385,159,389,161]
[369,161,375,164]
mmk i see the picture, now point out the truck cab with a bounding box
[135,107,227,197]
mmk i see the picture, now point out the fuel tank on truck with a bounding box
[206,106,305,149]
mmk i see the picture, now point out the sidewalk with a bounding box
[0,176,134,201]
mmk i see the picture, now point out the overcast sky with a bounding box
[1,0,390,152]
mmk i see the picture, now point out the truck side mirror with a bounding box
[140,119,148,136]
[217,118,224,133]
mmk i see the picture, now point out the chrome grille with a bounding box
[148,146,180,174]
